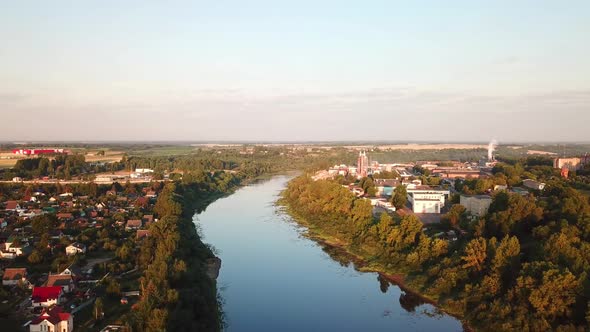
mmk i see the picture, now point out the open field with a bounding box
[0,158,18,169]
[343,144,489,150]
[83,149,125,163]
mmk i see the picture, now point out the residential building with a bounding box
[4,200,20,211]
[136,230,150,240]
[32,286,64,307]
[2,267,27,286]
[29,306,73,332]
[460,195,493,217]
[125,219,142,230]
[65,242,86,256]
[553,156,590,171]
[46,274,75,293]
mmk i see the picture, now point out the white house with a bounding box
[65,242,87,256]
[29,306,73,332]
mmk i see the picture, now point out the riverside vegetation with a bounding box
[282,158,590,331]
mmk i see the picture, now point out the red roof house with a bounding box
[30,306,73,332]
[32,286,64,307]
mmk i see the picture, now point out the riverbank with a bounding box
[278,198,472,331]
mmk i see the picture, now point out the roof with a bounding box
[67,242,86,250]
[4,201,18,210]
[126,219,142,228]
[46,274,73,287]
[2,267,26,281]
[31,306,70,325]
[56,213,73,219]
[136,230,150,239]
[32,286,63,303]
[461,194,492,200]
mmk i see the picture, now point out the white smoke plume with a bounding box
[488,139,498,161]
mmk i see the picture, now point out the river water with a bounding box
[194,175,464,332]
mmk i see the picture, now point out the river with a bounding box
[194,175,464,331]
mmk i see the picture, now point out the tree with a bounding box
[462,237,487,272]
[527,269,580,320]
[442,204,466,228]
[377,212,392,240]
[28,249,43,264]
[94,297,104,320]
[391,185,407,210]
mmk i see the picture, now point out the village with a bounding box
[0,175,163,331]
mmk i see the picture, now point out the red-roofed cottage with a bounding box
[32,286,64,307]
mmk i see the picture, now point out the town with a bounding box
[312,147,590,238]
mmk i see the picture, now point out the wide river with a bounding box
[194,175,464,331]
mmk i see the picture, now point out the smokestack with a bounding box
[488,139,498,161]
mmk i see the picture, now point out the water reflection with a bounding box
[196,175,464,332]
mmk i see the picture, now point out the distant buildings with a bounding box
[12,149,66,155]
[460,195,492,217]
[357,151,369,178]
[553,155,590,171]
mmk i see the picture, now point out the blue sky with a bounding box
[1,1,589,141]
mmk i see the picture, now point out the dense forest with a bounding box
[283,161,590,331]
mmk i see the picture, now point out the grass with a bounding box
[127,145,197,156]
[0,159,17,169]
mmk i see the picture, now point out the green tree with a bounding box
[391,185,407,210]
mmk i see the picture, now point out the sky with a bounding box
[1,1,589,142]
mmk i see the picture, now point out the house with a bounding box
[49,229,65,240]
[523,179,546,191]
[4,238,31,257]
[65,242,87,256]
[142,215,154,223]
[4,201,20,211]
[46,274,75,293]
[125,219,142,230]
[145,190,157,198]
[60,265,84,280]
[136,230,150,240]
[2,267,27,286]
[32,286,64,307]
[494,184,508,191]
[460,195,493,217]
[29,306,73,332]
